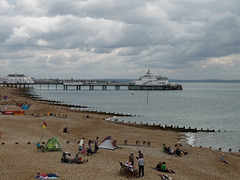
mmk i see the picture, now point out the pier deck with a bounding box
[0,82,183,90]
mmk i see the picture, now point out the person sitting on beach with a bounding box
[63,126,70,134]
[161,162,175,173]
[61,152,70,163]
[73,154,88,164]
[65,153,73,163]
[162,144,167,151]
[124,161,138,176]
[175,147,188,156]
[156,162,163,170]
[167,147,175,155]
[36,142,45,151]
[221,154,230,164]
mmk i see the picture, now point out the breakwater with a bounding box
[106,118,225,133]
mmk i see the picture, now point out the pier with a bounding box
[0,82,183,91]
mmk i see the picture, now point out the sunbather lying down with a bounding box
[35,172,59,179]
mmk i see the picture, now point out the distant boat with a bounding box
[131,69,169,85]
[129,69,183,90]
[131,93,135,95]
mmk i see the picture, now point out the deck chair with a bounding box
[119,162,125,175]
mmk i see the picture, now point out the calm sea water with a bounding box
[31,83,240,152]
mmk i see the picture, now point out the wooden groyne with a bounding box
[107,119,223,133]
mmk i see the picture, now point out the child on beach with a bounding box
[81,144,86,154]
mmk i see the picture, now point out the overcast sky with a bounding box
[1,0,240,80]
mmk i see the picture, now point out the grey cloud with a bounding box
[0,0,240,79]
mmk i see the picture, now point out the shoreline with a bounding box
[0,87,240,179]
[24,87,237,152]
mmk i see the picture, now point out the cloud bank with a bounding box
[1,0,240,80]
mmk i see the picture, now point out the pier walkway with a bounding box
[0,82,182,90]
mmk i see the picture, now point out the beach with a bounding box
[0,87,240,180]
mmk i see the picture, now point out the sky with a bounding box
[1,0,240,80]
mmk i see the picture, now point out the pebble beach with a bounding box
[0,87,240,180]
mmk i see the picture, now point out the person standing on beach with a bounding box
[129,152,135,166]
[79,137,84,153]
[138,156,145,178]
[136,151,144,159]
[94,136,99,153]
[87,140,94,155]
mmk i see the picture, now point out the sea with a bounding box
[30,83,240,152]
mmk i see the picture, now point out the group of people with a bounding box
[61,152,88,164]
[60,136,100,165]
[124,151,145,178]
[17,102,31,110]
[124,149,176,178]
[78,137,99,155]
[163,144,188,156]
[0,95,7,100]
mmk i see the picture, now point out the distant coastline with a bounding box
[170,79,240,83]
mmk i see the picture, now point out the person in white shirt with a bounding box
[138,156,145,178]
[79,137,84,152]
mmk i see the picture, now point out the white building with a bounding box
[0,74,34,84]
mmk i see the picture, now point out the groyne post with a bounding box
[147,142,151,147]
